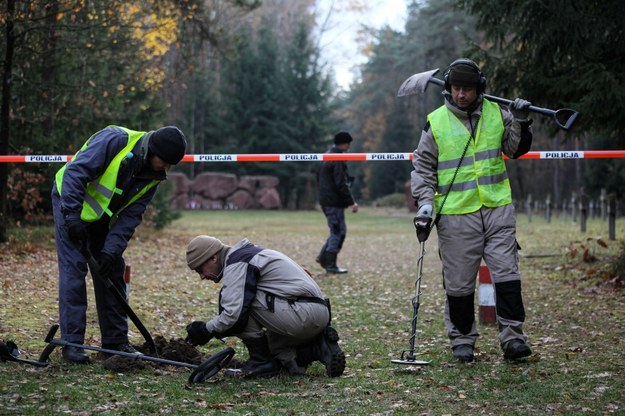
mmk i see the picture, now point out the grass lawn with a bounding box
[1,208,624,415]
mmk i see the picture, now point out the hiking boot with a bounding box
[101,342,143,358]
[224,358,282,378]
[316,243,329,269]
[283,359,307,376]
[452,344,474,363]
[224,336,281,379]
[295,342,316,368]
[62,346,91,364]
[314,326,346,377]
[502,339,532,360]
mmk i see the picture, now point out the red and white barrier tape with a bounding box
[1,150,625,163]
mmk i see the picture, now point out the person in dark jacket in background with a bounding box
[52,125,186,363]
[316,131,359,274]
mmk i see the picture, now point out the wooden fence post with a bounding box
[600,188,607,221]
[608,193,616,240]
[545,194,552,223]
[580,189,588,233]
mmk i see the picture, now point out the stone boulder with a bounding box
[256,188,281,209]
[238,175,281,192]
[192,172,238,200]
[167,171,282,210]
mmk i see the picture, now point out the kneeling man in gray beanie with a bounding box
[185,235,346,378]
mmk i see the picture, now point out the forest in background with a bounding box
[1,0,624,242]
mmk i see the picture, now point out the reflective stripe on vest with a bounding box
[429,99,511,215]
[55,126,159,222]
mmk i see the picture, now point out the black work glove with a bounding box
[96,252,116,279]
[66,217,88,242]
[414,216,433,243]
[185,321,213,346]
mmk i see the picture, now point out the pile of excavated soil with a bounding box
[101,335,203,372]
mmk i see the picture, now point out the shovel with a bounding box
[37,324,235,383]
[81,244,157,354]
[397,68,580,131]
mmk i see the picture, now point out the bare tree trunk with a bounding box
[42,1,59,137]
[0,0,16,242]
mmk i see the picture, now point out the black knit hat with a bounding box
[148,126,187,165]
[448,63,482,87]
[334,131,353,145]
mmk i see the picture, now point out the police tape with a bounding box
[1,150,625,163]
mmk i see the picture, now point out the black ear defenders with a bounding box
[443,58,486,93]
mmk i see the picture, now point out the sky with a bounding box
[316,0,408,90]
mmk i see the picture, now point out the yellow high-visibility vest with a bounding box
[429,99,511,215]
[55,126,159,222]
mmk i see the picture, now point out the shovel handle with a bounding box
[44,324,60,343]
[80,245,157,354]
[483,93,580,131]
[408,72,580,131]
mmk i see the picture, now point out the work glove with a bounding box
[416,204,433,219]
[65,217,88,242]
[185,321,213,346]
[509,98,531,121]
[96,252,116,280]
[415,204,433,243]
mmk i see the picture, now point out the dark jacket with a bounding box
[53,126,166,256]
[317,146,355,208]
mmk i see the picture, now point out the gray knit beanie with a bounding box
[186,235,226,270]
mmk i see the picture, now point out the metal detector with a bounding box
[37,324,235,383]
[392,217,431,366]
[0,340,49,367]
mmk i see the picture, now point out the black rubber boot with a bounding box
[312,326,346,377]
[502,339,532,360]
[225,336,281,378]
[452,344,474,363]
[101,342,143,358]
[325,252,348,274]
[316,243,329,269]
[295,342,316,368]
[62,346,91,364]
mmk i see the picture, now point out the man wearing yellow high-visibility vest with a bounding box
[51,126,186,363]
[411,59,533,363]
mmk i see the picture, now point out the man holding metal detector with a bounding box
[184,235,346,378]
[410,58,533,363]
[52,125,187,363]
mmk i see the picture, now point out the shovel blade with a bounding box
[397,68,441,97]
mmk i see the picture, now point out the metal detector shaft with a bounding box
[81,244,156,354]
[406,240,426,359]
[38,324,194,368]
[391,234,429,366]
[38,324,236,383]
[397,68,580,131]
